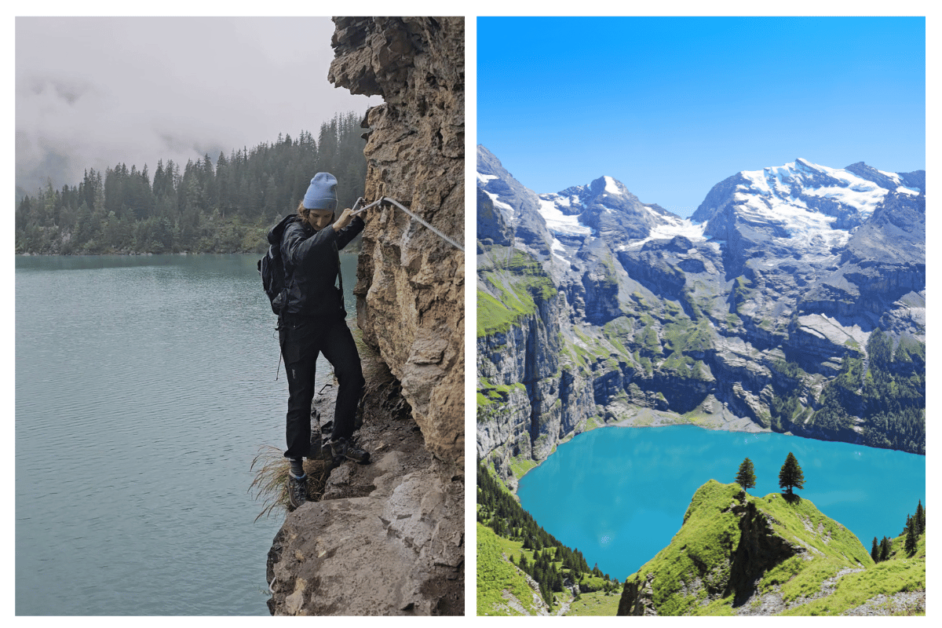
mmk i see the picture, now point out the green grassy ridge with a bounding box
[477,289,522,338]
[622,481,744,616]
[897,528,927,560]
[477,523,543,616]
[885,528,926,562]
[567,589,623,616]
[767,527,928,616]
[662,317,713,354]
[477,522,624,616]
[478,460,622,614]
[777,557,925,616]
[622,480,875,616]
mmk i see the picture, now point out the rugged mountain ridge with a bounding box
[266,18,464,616]
[615,481,925,616]
[477,145,925,487]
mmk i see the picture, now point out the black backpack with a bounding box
[258,214,296,316]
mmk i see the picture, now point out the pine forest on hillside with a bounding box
[15,112,368,255]
[477,461,621,610]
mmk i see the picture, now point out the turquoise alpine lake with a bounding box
[15,253,358,615]
[516,425,926,581]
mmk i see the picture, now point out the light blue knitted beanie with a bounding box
[302,173,338,210]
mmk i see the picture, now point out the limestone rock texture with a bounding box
[266,415,464,616]
[330,16,465,466]
[266,17,464,616]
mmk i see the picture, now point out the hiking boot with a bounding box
[330,437,370,464]
[287,473,307,509]
[309,435,331,462]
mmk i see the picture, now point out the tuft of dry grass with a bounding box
[249,445,331,521]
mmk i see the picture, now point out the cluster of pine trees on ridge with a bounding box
[734,452,805,497]
[736,453,926,565]
[477,461,620,609]
[16,112,367,255]
[871,499,926,563]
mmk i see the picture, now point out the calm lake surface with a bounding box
[15,253,358,615]
[517,425,926,581]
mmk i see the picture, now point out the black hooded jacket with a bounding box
[267,213,365,320]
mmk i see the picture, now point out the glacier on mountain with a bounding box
[476,143,925,478]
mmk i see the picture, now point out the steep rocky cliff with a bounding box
[476,248,597,487]
[266,17,464,616]
[331,16,465,464]
[616,481,925,616]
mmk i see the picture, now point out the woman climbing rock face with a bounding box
[272,172,371,509]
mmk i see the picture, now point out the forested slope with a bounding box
[16,112,366,255]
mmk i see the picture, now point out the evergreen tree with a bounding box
[15,112,366,255]
[540,580,553,609]
[476,459,620,601]
[871,537,880,563]
[879,536,891,562]
[905,519,918,556]
[915,500,925,535]
[778,452,805,496]
[735,457,756,492]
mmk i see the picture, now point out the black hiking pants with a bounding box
[279,315,365,459]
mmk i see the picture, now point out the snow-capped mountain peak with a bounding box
[690,158,925,263]
[603,176,622,195]
[737,159,917,218]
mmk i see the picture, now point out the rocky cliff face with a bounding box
[477,146,925,482]
[476,283,596,487]
[266,17,464,616]
[331,16,465,465]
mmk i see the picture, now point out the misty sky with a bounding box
[16,17,383,197]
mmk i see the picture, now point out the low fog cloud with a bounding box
[16,17,382,197]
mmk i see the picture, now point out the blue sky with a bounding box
[478,17,925,217]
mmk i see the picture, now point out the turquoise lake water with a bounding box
[517,425,926,581]
[16,253,358,615]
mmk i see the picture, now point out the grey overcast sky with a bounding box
[15,17,383,197]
